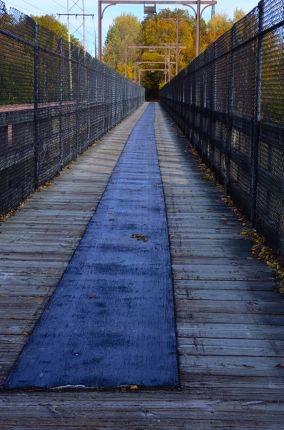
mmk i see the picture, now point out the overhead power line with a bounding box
[50,0,66,10]
[16,0,50,14]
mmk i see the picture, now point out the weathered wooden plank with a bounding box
[0,102,283,428]
[0,392,284,430]
[155,105,284,410]
[176,311,284,325]
[175,289,280,301]
[175,300,284,315]
[178,337,284,356]
[177,323,284,340]
[179,356,284,377]
[174,279,275,290]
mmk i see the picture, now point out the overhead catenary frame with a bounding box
[159,15,188,75]
[98,0,217,61]
[134,61,176,83]
[126,44,186,78]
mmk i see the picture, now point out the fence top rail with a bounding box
[0,0,143,88]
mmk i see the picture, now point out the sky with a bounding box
[3,0,259,56]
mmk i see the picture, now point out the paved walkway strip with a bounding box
[5,103,178,389]
[0,103,146,385]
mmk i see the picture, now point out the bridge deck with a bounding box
[0,102,284,428]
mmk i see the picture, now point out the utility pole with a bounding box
[161,14,186,76]
[196,0,201,57]
[82,0,86,52]
[58,0,94,53]
[167,49,171,82]
[58,1,95,97]
[67,0,72,97]
[98,0,102,61]
[125,47,128,78]
[67,0,71,44]
[175,16,179,75]
[94,27,97,58]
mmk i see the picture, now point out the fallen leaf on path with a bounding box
[132,233,149,242]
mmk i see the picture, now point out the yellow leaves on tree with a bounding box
[103,8,246,95]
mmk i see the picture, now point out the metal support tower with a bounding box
[58,0,89,52]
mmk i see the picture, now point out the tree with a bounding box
[32,15,80,46]
[206,12,232,45]
[206,9,246,45]
[103,14,141,74]
[233,9,246,23]
[141,70,164,100]
[102,8,248,99]
[142,9,196,70]
[0,11,34,104]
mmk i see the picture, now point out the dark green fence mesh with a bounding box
[0,1,144,215]
[160,0,284,262]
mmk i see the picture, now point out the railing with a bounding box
[0,1,144,215]
[160,0,284,262]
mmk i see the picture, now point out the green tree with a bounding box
[103,14,141,74]
[206,12,232,45]
[102,8,247,98]
[142,9,196,70]
[32,15,80,46]
[206,9,246,45]
[0,11,34,104]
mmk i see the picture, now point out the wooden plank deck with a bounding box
[0,102,284,429]
[155,105,284,399]
[0,103,147,384]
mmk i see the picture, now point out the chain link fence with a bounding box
[160,0,284,262]
[0,1,144,215]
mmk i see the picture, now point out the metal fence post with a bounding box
[199,70,205,161]
[224,28,234,195]
[33,20,40,188]
[250,0,263,226]
[75,46,80,159]
[280,236,284,265]
[208,46,216,171]
[59,37,63,170]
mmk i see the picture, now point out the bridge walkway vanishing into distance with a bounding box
[0,102,284,428]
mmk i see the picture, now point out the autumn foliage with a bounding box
[103,8,245,98]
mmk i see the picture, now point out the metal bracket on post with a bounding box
[33,20,40,189]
